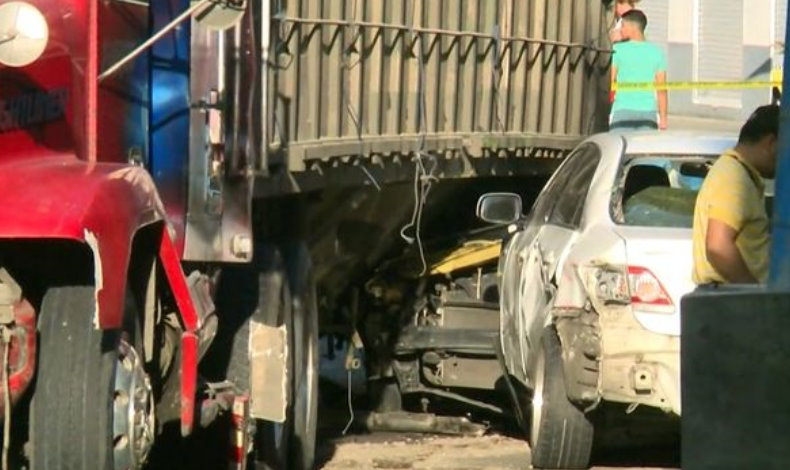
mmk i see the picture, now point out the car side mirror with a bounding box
[476,193,523,225]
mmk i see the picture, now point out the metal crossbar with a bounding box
[273,15,612,53]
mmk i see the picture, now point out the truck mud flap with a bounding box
[249,321,288,422]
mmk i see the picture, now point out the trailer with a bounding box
[0,0,611,468]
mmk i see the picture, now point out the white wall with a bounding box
[667,0,693,44]
[641,0,785,120]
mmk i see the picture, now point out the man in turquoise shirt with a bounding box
[610,10,668,130]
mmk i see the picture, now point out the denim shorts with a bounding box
[609,110,658,131]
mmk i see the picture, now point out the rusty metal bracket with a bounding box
[361,411,488,436]
[0,269,21,325]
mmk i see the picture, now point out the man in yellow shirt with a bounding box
[692,104,779,285]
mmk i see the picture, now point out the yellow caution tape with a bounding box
[771,67,784,92]
[612,80,783,91]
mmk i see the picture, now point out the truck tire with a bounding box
[282,242,319,470]
[529,327,593,469]
[30,286,154,470]
[248,247,294,470]
[219,243,318,470]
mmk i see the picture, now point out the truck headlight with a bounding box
[0,2,49,68]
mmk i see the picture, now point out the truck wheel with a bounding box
[30,286,154,470]
[220,243,318,470]
[252,247,294,470]
[283,243,319,470]
[529,327,593,469]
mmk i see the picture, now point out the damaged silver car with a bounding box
[477,132,735,469]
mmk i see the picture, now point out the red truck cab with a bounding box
[0,2,204,467]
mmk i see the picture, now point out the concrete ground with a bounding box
[315,386,680,470]
[317,432,679,470]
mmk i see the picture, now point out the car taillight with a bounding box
[582,266,630,305]
[627,266,674,313]
[581,265,675,313]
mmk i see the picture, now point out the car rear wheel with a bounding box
[31,286,154,470]
[529,327,593,469]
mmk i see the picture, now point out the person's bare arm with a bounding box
[705,219,758,283]
[656,71,668,130]
[609,65,618,104]
[610,27,623,43]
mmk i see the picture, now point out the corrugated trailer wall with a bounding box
[263,0,611,173]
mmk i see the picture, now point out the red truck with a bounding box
[0,2,262,468]
[0,0,610,468]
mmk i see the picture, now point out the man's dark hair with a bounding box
[739,104,780,144]
[621,10,647,32]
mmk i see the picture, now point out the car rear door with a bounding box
[501,144,602,383]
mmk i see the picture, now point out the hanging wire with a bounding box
[2,329,11,470]
[399,0,439,277]
[341,369,355,435]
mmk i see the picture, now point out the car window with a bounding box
[614,156,716,228]
[529,149,581,223]
[549,145,601,228]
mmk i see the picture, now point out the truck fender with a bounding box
[0,156,166,329]
[0,156,203,434]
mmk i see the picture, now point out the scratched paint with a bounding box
[84,228,103,329]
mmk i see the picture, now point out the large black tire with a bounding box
[529,327,594,469]
[220,243,318,470]
[282,242,319,470]
[31,286,152,470]
[252,247,294,470]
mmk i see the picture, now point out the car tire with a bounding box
[529,327,594,469]
[30,286,154,470]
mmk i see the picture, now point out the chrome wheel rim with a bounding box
[297,296,318,442]
[530,347,546,446]
[113,337,155,470]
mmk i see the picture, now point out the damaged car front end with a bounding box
[363,229,511,419]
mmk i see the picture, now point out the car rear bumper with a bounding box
[598,309,681,415]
